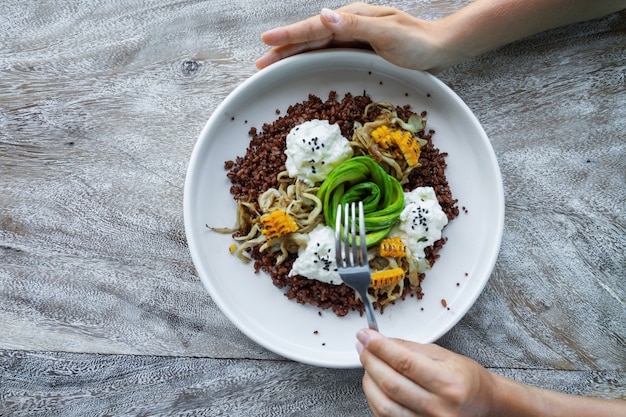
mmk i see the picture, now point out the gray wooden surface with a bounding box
[1,0,624,415]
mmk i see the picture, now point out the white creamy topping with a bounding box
[289,187,447,284]
[389,187,448,262]
[284,120,353,186]
[289,224,343,285]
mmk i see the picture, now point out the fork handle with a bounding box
[362,297,379,331]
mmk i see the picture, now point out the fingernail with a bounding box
[321,8,341,24]
[356,341,364,354]
[260,29,271,40]
[356,328,374,346]
[255,54,272,69]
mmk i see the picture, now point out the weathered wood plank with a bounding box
[1,350,623,417]
[0,0,624,413]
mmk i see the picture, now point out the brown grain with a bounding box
[226,91,458,317]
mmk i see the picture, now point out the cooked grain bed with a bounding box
[226,92,458,317]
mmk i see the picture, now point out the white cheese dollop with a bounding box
[389,187,449,262]
[289,224,343,285]
[284,120,353,186]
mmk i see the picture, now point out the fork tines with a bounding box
[334,201,379,331]
[335,201,368,268]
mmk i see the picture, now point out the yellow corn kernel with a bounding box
[260,210,298,239]
[371,267,405,289]
[379,237,407,258]
[371,125,395,149]
[396,131,420,166]
[229,243,237,254]
[371,125,421,166]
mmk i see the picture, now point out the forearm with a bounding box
[438,0,626,58]
[488,373,626,417]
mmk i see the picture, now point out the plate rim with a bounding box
[184,49,505,368]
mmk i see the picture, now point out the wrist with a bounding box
[416,19,473,72]
[433,4,502,62]
[486,373,536,417]
[433,0,626,64]
[485,372,626,417]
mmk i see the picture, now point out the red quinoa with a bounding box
[225,92,458,317]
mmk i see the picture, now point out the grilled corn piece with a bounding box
[371,267,405,289]
[379,237,407,258]
[260,210,298,239]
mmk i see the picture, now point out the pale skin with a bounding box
[256,0,626,73]
[356,329,625,417]
[258,1,626,416]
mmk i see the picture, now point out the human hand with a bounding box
[256,2,465,73]
[356,329,495,417]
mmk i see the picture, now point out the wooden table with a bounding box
[1,1,624,415]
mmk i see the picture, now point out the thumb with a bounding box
[320,8,368,39]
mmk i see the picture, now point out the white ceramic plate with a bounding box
[184,50,504,368]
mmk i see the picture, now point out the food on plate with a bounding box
[317,155,405,247]
[215,92,458,316]
[285,119,353,186]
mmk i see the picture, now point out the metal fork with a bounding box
[335,201,379,331]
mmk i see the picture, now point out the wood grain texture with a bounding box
[1,0,624,415]
[1,351,623,416]
[1,350,370,417]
